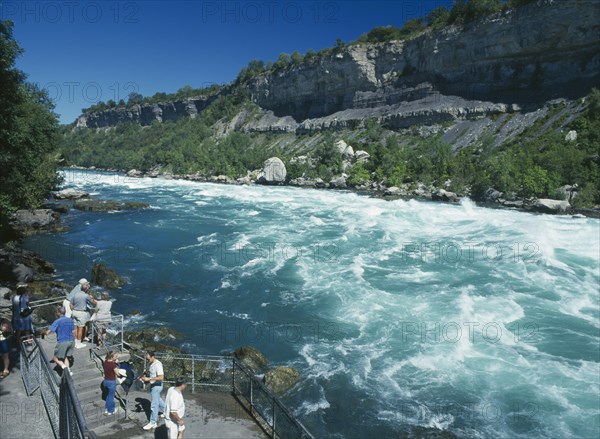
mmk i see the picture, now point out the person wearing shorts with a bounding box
[70,285,95,348]
[44,307,75,375]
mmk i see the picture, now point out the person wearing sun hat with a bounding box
[70,279,95,348]
[63,278,87,318]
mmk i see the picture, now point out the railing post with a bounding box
[120,314,124,351]
[272,399,276,439]
[232,358,235,394]
[250,377,253,407]
[192,356,195,393]
[90,318,95,347]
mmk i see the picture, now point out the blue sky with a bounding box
[4,0,453,124]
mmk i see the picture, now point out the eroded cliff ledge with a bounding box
[76,0,599,132]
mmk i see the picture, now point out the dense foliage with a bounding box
[63,91,274,177]
[0,21,61,223]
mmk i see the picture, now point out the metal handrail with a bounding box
[0,296,65,313]
[20,336,98,438]
[232,358,314,439]
[141,351,314,439]
[89,311,125,353]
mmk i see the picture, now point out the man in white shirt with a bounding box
[164,377,186,439]
[140,351,165,430]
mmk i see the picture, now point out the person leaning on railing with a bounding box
[91,291,112,348]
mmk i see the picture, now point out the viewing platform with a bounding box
[1,299,313,439]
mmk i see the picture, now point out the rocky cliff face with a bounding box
[75,0,599,132]
[247,0,599,128]
[75,94,221,129]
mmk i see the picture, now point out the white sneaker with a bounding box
[142,422,157,430]
[75,343,87,349]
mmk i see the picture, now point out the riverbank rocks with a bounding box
[530,198,571,214]
[263,366,300,395]
[565,130,577,142]
[354,150,370,164]
[484,188,503,202]
[329,175,347,189]
[0,246,55,283]
[127,169,143,178]
[209,175,234,184]
[335,140,354,159]
[53,188,89,199]
[125,326,184,345]
[289,177,317,187]
[42,202,70,214]
[233,346,268,373]
[384,186,403,196]
[73,199,149,211]
[431,189,459,203]
[91,263,127,289]
[9,209,66,236]
[257,157,286,184]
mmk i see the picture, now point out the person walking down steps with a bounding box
[43,306,75,376]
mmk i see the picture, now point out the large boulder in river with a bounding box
[233,346,268,373]
[263,366,300,395]
[531,198,571,214]
[53,188,89,199]
[257,157,286,184]
[92,263,127,289]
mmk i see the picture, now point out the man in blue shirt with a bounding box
[44,306,75,375]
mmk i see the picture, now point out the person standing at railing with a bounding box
[141,351,165,430]
[102,350,125,416]
[0,318,12,379]
[43,306,75,376]
[11,284,32,346]
[70,282,96,348]
[164,377,186,439]
[91,291,112,347]
[64,278,87,319]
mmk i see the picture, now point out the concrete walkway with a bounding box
[0,346,54,439]
[2,334,266,439]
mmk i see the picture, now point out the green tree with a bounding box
[427,6,450,29]
[364,26,401,43]
[0,21,60,232]
[127,92,143,105]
